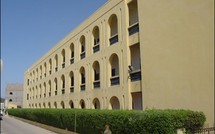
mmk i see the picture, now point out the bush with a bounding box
[7,108,206,134]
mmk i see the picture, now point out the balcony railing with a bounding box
[130,70,141,81]
[70,58,74,64]
[70,86,74,93]
[110,75,120,86]
[80,84,86,91]
[62,88,65,94]
[109,34,118,45]
[80,51,86,59]
[93,80,100,88]
[93,44,100,53]
[128,22,139,36]
[62,63,65,68]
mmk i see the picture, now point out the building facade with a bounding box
[6,83,23,109]
[23,0,214,127]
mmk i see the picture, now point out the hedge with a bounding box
[7,109,206,134]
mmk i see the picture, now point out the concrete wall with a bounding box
[138,0,214,127]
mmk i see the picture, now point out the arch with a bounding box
[80,99,85,109]
[70,71,74,93]
[69,100,74,108]
[43,102,46,108]
[70,43,75,64]
[80,67,85,84]
[43,82,46,98]
[92,61,100,81]
[49,58,52,74]
[92,26,100,45]
[61,49,66,68]
[80,67,86,91]
[44,62,47,77]
[92,98,100,109]
[61,75,65,94]
[55,54,58,72]
[54,77,58,95]
[108,14,118,37]
[48,80,51,97]
[80,35,86,59]
[39,103,41,108]
[54,102,57,109]
[109,54,120,85]
[61,101,65,109]
[109,96,120,109]
[48,102,51,108]
[80,35,86,53]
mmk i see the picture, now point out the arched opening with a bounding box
[110,96,120,110]
[92,26,100,53]
[61,75,65,94]
[43,82,46,98]
[48,80,51,97]
[108,14,118,45]
[69,100,74,108]
[55,54,58,72]
[48,102,51,108]
[54,102,57,109]
[61,101,65,109]
[109,54,120,86]
[61,49,66,68]
[49,59,52,75]
[92,98,100,109]
[54,78,58,96]
[80,67,86,91]
[44,63,47,77]
[80,35,86,59]
[43,102,46,108]
[80,99,85,109]
[70,71,74,93]
[92,61,100,88]
[70,43,75,64]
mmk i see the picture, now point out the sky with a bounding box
[1,0,107,98]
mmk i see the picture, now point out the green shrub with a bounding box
[7,108,206,134]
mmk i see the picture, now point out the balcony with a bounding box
[62,88,65,94]
[80,51,86,59]
[93,44,100,53]
[49,92,51,97]
[109,34,118,45]
[130,70,141,81]
[70,86,74,93]
[110,75,120,86]
[49,70,52,75]
[93,80,100,88]
[62,63,65,68]
[128,22,139,36]
[80,84,85,91]
[55,67,58,72]
[70,58,74,64]
[55,91,57,96]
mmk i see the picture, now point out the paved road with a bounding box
[0,115,57,134]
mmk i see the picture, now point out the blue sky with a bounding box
[1,0,107,98]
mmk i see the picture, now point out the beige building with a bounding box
[23,0,214,127]
[6,83,23,109]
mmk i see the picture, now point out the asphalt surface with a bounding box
[0,115,57,134]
